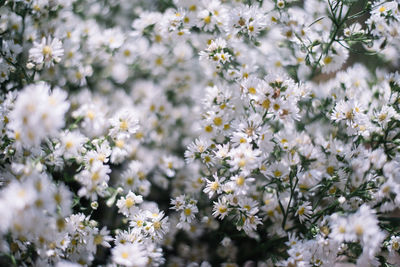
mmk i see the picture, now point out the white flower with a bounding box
[109,109,139,139]
[179,203,198,224]
[203,173,225,198]
[170,195,186,211]
[344,22,364,37]
[375,105,399,127]
[91,227,113,248]
[145,210,170,240]
[388,236,400,254]
[7,82,69,149]
[116,191,143,217]
[295,202,312,224]
[212,197,229,219]
[102,28,125,49]
[228,175,255,195]
[185,137,212,163]
[321,43,349,74]
[1,180,37,211]
[75,161,111,200]
[60,131,88,159]
[329,214,349,243]
[112,243,147,267]
[227,143,261,175]
[29,37,64,68]
[330,205,385,262]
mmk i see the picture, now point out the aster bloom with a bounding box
[60,130,88,159]
[185,137,212,163]
[91,226,113,249]
[7,82,69,149]
[321,43,349,74]
[75,161,111,200]
[116,191,143,217]
[112,243,147,267]
[388,236,400,254]
[109,109,139,139]
[179,203,198,224]
[203,173,225,198]
[212,197,229,219]
[145,210,170,240]
[28,37,64,68]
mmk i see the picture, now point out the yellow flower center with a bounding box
[210,181,219,191]
[205,125,213,133]
[115,139,124,148]
[154,221,161,230]
[65,141,73,149]
[87,110,95,120]
[248,87,256,94]
[42,45,52,56]
[323,56,332,65]
[94,235,103,245]
[236,176,245,186]
[298,207,305,216]
[121,252,129,259]
[125,197,135,208]
[354,224,364,235]
[184,208,192,216]
[120,120,128,131]
[262,99,271,109]
[213,117,222,126]
[91,172,100,181]
[219,206,227,213]
[326,166,334,175]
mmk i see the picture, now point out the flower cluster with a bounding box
[0,0,400,266]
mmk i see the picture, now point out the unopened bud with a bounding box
[91,201,99,210]
[26,62,35,69]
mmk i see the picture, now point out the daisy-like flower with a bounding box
[7,82,70,149]
[173,197,199,230]
[344,22,364,37]
[91,227,113,249]
[212,197,230,219]
[60,130,88,159]
[227,143,261,175]
[203,173,225,198]
[109,109,139,139]
[116,191,143,217]
[130,212,148,230]
[112,243,147,267]
[388,235,400,254]
[185,137,212,163]
[375,105,399,128]
[214,143,230,159]
[321,43,349,74]
[199,37,232,67]
[170,195,186,211]
[295,201,312,224]
[29,37,64,68]
[179,203,198,224]
[75,161,111,200]
[329,214,350,243]
[145,210,170,240]
[228,175,255,195]
[242,213,262,237]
